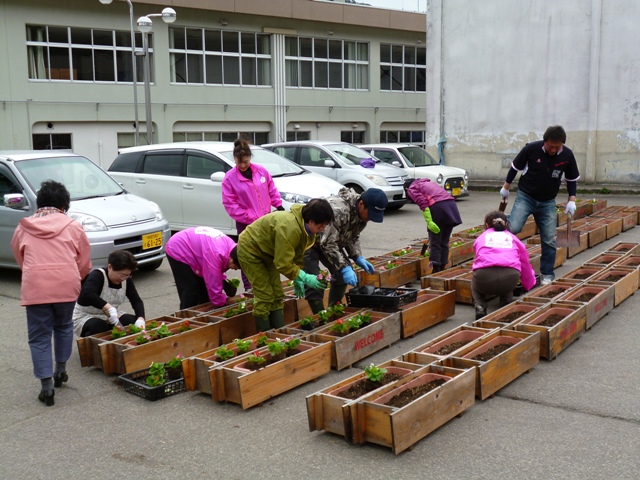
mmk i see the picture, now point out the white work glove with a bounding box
[134,318,146,329]
[500,187,509,200]
[107,307,119,325]
[565,201,576,216]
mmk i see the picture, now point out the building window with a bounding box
[286,131,310,141]
[341,131,365,144]
[32,133,72,150]
[26,25,152,83]
[117,132,153,149]
[169,28,271,86]
[380,130,426,147]
[380,44,425,92]
[285,37,369,90]
[173,131,269,145]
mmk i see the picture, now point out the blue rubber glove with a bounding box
[296,270,324,290]
[293,278,305,298]
[355,256,375,274]
[341,266,358,287]
[422,208,441,234]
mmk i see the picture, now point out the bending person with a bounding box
[73,250,145,337]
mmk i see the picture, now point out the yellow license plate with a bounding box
[452,187,461,197]
[142,232,163,250]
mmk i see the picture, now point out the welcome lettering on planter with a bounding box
[354,329,384,351]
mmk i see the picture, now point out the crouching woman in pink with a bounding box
[471,211,536,319]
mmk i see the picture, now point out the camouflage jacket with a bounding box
[315,187,367,270]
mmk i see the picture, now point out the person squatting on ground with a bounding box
[407,178,462,272]
[166,227,240,310]
[471,211,537,319]
[222,138,283,291]
[303,187,388,314]
[11,180,92,406]
[73,250,146,337]
[500,125,580,285]
[237,198,334,331]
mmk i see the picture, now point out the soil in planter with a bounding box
[601,274,626,282]
[615,247,630,252]
[627,259,640,266]
[574,292,597,302]
[337,373,404,400]
[537,289,564,299]
[326,330,350,337]
[434,340,471,355]
[571,273,592,280]
[384,379,447,408]
[537,313,565,327]
[472,343,514,361]
[494,310,528,323]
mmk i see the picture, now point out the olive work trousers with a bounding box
[237,249,285,319]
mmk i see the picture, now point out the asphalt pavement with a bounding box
[1,191,639,479]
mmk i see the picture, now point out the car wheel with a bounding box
[138,259,163,271]
[345,184,364,195]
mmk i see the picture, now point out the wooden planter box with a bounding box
[455,225,485,240]
[556,210,567,227]
[171,294,255,318]
[350,365,476,454]
[396,289,456,338]
[528,254,541,275]
[613,255,640,269]
[558,282,615,330]
[453,271,475,304]
[560,228,589,258]
[515,219,538,241]
[279,306,363,335]
[607,242,640,256]
[448,238,475,266]
[358,257,420,288]
[100,322,219,375]
[522,279,581,304]
[209,339,331,409]
[555,247,567,268]
[575,223,607,248]
[406,325,493,361]
[472,301,542,329]
[446,329,540,400]
[610,211,638,231]
[516,301,586,360]
[590,218,623,239]
[560,265,604,282]
[590,199,607,213]
[305,359,422,440]
[589,267,639,306]
[77,317,189,370]
[308,311,402,370]
[584,252,626,267]
[421,265,472,291]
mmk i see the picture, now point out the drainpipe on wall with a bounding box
[585,0,602,184]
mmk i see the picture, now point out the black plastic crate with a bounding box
[119,368,185,401]
[346,287,418,309]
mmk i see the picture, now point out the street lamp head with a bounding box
[98,0,113,4]
[161,7,177,23]
[137,16,153,33]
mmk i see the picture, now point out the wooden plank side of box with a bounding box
[400,289,456,338]
[77,333,112,368]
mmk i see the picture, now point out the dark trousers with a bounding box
[168,254,210,310]
[236,221,251,291]
[428,224,455,268]
[303,246,347,311]
[471,267,520,309]
[80,314,136,337]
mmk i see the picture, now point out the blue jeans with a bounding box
[26,302,75,379]
[508,190,557,276]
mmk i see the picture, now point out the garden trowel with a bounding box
[556,213,580,247]
[498,198,508,212]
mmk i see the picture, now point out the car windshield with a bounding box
[221,148,307,177]
[397,146,440,167]
[325,144,377,166]
[16,156,124,200]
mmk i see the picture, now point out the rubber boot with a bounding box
[431,263,442,273]
[328,284,348,309]
[268,309,285,329]
[307,299,325,315]
[253,315,270,332]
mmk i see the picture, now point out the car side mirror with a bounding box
[210,172,225,183]
[392,161,402,167]
[323,159,336,168]
[3,193,27,210]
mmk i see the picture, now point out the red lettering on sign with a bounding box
[353,329,385,351]
[559,321,578,341]
[594,298,608,313]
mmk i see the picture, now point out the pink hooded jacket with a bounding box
[165,227,236,307]
[11,213,91,306]
[222,163,282,225]
[407,178,454,210]
[472,228,536,291]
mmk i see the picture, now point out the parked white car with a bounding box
[262,141,410,209]
[359,143,469,198]
[108,142,343,236]
[0,151,170,270]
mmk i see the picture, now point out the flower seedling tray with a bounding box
[396,288,456,338]
[591,266,639,306]
[182,331,287,393]
[308,311,402,370]
[607,241,640,256]
[357,257,420,288]
[406,325,493,360]
[514,219,538,241]
[558,282,615,330]
[100,321,219,375]
[472,301,542,330]
[590,217,623,239]
[420,265,472,291]
[119,367,186,401]
[350,364,475,454]
[345,287,418,309]
[515,301,586,360]
[447,329,540,400]
[448,238,475,266]
[209,339,331,409]
[77,316,189,370]
[306,359,422,439]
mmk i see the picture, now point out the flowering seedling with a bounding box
[316,269,331,288]
[255,332,269,347]
[146,362,166,386]
[317,310,332,324]
[215,346,235,361]
[135,330,151,345]
[283,337,301,352]
[299,315,315,327]
[246,350,266,367]
[233,338,253,354]
[128,323,143,335]
[229,278,241,288]
[384,261,398,270]
[329,319,350,335]
[328,302,345,319]
[267,340,286,356]
[392,247,412,257]
[177,321,192,333]
[364,363,387,383]
[155,323,173,339]
[110,324,127,339]
[165,354,183,369]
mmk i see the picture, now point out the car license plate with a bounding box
[452,187,461,197]
[142,232,162,250]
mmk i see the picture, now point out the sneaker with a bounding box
[540,275,554,286]
[475,305,487,320]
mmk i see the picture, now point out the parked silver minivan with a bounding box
[0,151,170,270]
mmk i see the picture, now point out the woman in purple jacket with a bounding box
[471,211,536,319]
[222,139,283,290]
[407,178,462,273]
